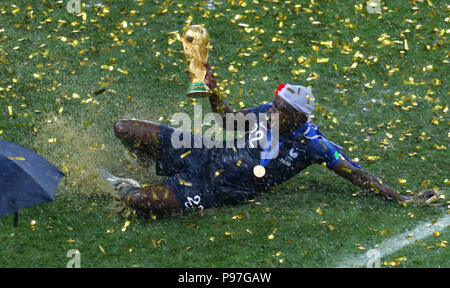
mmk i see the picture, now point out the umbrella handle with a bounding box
[14,212,18,227]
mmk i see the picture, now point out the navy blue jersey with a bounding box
[208,102,356,205]
[157,103,359,211]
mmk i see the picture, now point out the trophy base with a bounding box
[187,82,210,98]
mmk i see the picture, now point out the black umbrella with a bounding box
[0,140,64,226]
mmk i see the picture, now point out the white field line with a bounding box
[337,214,450,268]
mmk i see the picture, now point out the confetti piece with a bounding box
[8,157,25,161]
[121,220,131,232]
[180,150,191,158]
[224,230,236,236]
[228,65,238,72]
[342,167,352,174]
[364,155,380,161]
[177,175,192,186]
[214,169,224,177]
[232,213,244,220]
[384,257,407,266]
[98,245,106,254]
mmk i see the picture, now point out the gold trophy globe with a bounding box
[182,25,211,98]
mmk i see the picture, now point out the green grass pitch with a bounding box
[0,0,448,267]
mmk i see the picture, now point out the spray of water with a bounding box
[33,116,116,197]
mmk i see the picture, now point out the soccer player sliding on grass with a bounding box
[101,62,439,216]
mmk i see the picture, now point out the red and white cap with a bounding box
[275,83,315,116]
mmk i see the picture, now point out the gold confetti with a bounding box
[180,150,191,158]
[364,155,380,161]
[8,157,25,161]
[384,256,407,266]
[177,175,192,186]
[214,169,224,177]
[232,213,244,220]
[228,65,238,72]
[98,245,106,254]
[121,220,131,232]
[342,167,352,174]
[224,230,236,236]
[316,58,329,63]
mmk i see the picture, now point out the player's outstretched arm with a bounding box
[203,61,249,130]
[331,158,439,205]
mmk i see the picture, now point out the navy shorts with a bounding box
[156,124,221,213]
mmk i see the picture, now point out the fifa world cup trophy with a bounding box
[182,25,211,98]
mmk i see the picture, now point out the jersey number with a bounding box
[184,195,204,211]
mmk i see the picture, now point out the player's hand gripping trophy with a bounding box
[182,25,211,98]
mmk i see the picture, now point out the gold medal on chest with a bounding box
[253,165,266,178]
